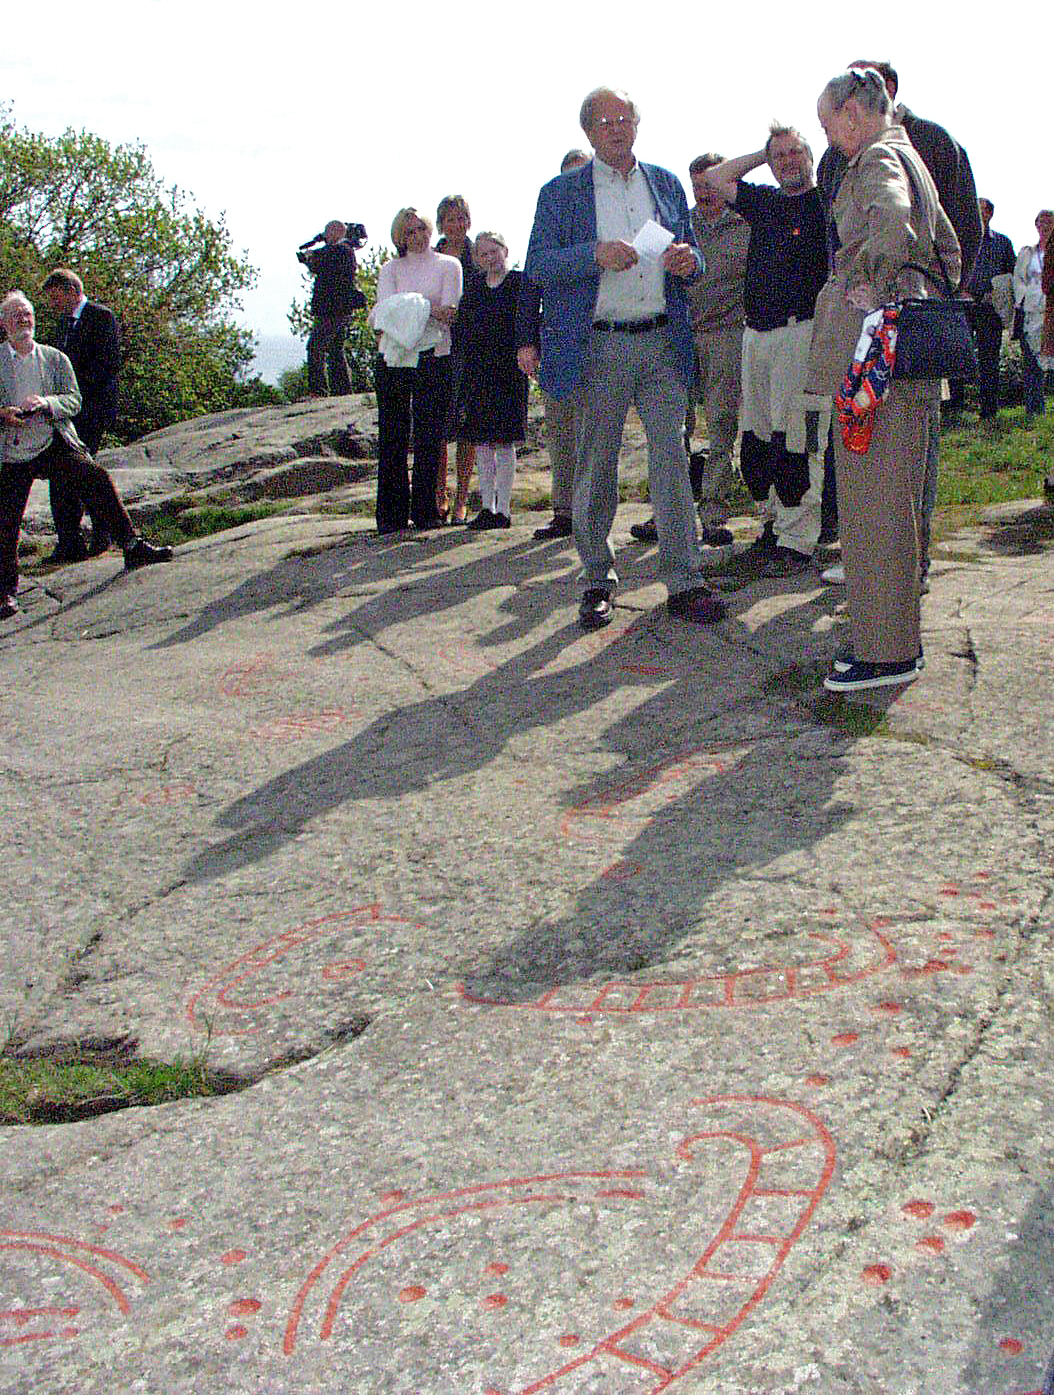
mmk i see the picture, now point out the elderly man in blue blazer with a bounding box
[525,85,725,628]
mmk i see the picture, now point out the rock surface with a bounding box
[1,435,1053,1394]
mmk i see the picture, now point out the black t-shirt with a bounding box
[308,241,367,317]
[734,181,828,331]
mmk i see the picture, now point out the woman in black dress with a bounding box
[460,233,529,530]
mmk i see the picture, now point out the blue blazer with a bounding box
[524,159,700,400]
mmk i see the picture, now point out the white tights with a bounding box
[476,443,517,516]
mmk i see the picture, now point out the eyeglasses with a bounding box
[593,115,636,130]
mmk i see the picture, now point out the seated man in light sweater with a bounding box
[0,291,171,618]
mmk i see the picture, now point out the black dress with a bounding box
[457,270,528,445]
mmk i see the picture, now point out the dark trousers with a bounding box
[1,435,135,594]
[1022,336,1047,416]
[49,409,111,547]
[307,315,352,396]
[374,352,450,531]
[973,304,1005,418]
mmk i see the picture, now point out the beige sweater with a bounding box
[806,123,961,394]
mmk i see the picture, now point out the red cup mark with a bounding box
[832,1032,859,1046]
[398,1286,426,1304]
[484,1263,509,1277]
[380,1191,406,1204]
[166,1218,188,1231]
[861,1264,892,1285]
[228,1299,262,1317]
[613,1296,635,1310]
[558,1333,580,1347]
[942,1211,977,1232]
[891,1047,912,1059]
[806,1075,830,1088]
[902,1201,935,1219]
[916,1236,945,1254]
[221,1249,247,1266]
[482,1293,508,1310]
[873,1002,903,1014]
[999,1338,1024,1355]
[225,1324,248,1341]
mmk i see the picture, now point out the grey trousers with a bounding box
[573,328,705,598]
[835,379,935,663]
[542,390,578,517]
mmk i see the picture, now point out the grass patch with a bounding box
[808,694,893,737]
[0,1044,236,1125]
[763,662,828,696]
[937,407,1052,511]
[148,499,290,547]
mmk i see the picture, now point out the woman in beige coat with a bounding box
[808,68,961,692]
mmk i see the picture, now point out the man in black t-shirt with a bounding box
[704,126,830,578]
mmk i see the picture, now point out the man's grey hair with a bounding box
[764,123,813,161]
[579,87,640,133]
[560,148,589,172]
[0,290,32,319]
[821,68,893,117]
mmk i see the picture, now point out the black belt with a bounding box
[592,314,668,333]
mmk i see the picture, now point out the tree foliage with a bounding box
[287,246,390,394]
[0,108,278,441]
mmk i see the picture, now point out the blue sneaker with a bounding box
[824,658,920,692]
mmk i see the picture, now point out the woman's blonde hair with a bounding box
[473,231,508,265]
[390,207,434,255]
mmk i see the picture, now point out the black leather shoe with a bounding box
[87,528,112,556]
[700,525,735,547]
[533,515,573,539]
[0,594,18,619]
[629,518,658,543]
[44,537,89,565]
[667,586,726,624]
[578,588,612,628]
[467,508,497,530]
[124,538,174,570]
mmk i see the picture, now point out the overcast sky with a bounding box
[3,4,1045,347]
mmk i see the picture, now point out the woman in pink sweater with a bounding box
[373,208,462,533]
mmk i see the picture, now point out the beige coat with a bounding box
[806,123,961,394]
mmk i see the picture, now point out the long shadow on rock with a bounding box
[151,526,484,650]
[457,721,852,1003]
[178,604,754,886]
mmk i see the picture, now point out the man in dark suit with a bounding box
[524,86,725,629]
[41,268,121,561]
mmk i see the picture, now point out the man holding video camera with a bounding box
[300,220,367,397]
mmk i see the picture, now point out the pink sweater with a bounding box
[375,251,463,357]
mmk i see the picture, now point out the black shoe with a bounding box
[762,546,813,578]
[467,508,496,531]
[667,586,726,624]
[711,522,778,581]
[578,588,612,628]
[492,512,511,529]
[45,537,89,565]
[630,518,658,543]
[817,520,839,546]
[87,527,112,557]
[533,514,573,540]
[700,525,734,547]
[413,515,446,531]
[0,594,18,619]
[124,538,174,570]
[824,658,920,692]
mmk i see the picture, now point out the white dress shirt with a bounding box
[592,156,667,322]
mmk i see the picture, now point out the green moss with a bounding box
[0,1049,234,1125]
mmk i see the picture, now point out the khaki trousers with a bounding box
[834,379,936,664]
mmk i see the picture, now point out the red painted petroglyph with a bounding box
[186,904,416,1035]
[916,1236,945,1254]
[999,1339,1024,1355]
[831,1033,859,1046]
[134,783,197,807]
[218,653,277,698]
[221,1249,248,1266]
[248,706,361,742]
[283,1095,835,1395]
[861,1264,892,1286]
[459,920,897,1015]
[0,1231,148,1348]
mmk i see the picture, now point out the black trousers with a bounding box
[49,407,112,546]
[1,435,134,594]
[307,315,352,396]
[374,351,450,531]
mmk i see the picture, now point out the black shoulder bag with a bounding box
[892,153,977,382]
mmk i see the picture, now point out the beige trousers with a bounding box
[835,378,937,663]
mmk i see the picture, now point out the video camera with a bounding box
[296,222,368,265]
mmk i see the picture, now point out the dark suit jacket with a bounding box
[524,159,700,399]
[59,301,120,442]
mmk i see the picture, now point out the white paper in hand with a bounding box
[631,219,675,261]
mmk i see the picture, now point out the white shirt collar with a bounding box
[593,154,640,182]
[71,295,88,320]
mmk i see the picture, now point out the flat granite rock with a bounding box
[1,496,1053,1395]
